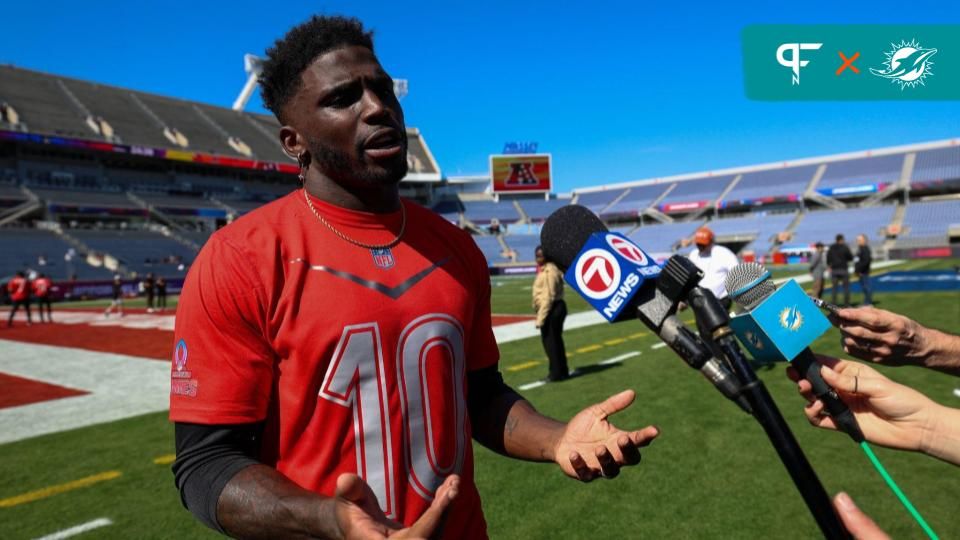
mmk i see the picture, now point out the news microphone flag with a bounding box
[728,279,831,362]
[563,232,662,322]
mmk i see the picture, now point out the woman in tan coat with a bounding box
[532,245,569,381]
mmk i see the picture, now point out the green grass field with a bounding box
[2,261,959,539]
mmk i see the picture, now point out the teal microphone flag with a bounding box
[729,279,831,362]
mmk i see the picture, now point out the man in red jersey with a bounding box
[170,15,659,539]
[32,273,53,323]
[6,271,32,327]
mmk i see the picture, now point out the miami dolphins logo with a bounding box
[779,306,803,332]
[870,39,937,90]
[745,330,765,351]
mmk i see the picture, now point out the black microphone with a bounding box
[541,205,749,412]
[724,262,864,443]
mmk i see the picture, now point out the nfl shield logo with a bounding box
[371,248,395,269]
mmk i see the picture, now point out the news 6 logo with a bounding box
[565,233,661,321]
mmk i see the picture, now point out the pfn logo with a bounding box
[574,249,621,300]
[777,43,822,85]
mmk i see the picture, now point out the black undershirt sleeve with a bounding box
[467,364,523,453]
[172,422,264,534]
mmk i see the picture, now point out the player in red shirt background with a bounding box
[32,273,53,323]
[169,15,660,539]
[6,271,32,327]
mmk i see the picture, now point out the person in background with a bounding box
[854,234,873,306]
[155,276,167,313]
[104,275,124,318]
[533,245,570,382]
[32,273,53,323]
[143,272,156,313]
[6,271,32,327]
[827,234,853,307]
[809,242,826,299]
[687,226,739,309]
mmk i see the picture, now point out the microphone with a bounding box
[724,262,864,443]
[541,205,749,412]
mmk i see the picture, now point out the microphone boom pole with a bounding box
[683,285,850,539]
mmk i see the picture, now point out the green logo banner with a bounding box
[742,25,960,100]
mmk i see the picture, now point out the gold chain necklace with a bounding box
[302,188,406,250]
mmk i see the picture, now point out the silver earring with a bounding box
[297,151,307,183]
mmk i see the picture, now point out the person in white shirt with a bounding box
[687,226,739,309]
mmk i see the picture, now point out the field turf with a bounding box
[1,260,958,539]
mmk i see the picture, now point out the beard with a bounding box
[307,132,408,187]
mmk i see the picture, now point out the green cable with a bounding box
[860,441,939,540]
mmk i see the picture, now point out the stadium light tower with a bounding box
[233,54,264,111]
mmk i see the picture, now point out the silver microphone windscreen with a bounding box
[724,261,776,310]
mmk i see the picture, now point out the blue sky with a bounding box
[2,1,958,193]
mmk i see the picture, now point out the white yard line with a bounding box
[597,351,641,365]
[651,342,668,350]
[0,340,170,445]
[518,351,642,390]
[34,518,113,540]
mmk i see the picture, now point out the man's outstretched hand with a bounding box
[553,389,660,481]
[334,473,459,539]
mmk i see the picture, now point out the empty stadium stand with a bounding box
[503,234,540,260]
[895,199,960,248]
[68,229,196,276]
[658,175,735,211]
[462,199,522,225]
[0,228,113,280]
[782,205,896,249]
[629,220,704,256]
[518,198,567,222]
[601,183,669,217]
[816,154,905,194]
[471,235,507,264]
[576,189,626,216]
[703,211,797,254]
[721,166,815,205]
[911,146,960,189]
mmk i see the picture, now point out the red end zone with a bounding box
[1,310,534,362]
[0,372,89,409]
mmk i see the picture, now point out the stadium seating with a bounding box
[138,193,222,210]
[704,211,797,254]
[816,154,905,193]
[783,205,896,249]
[601,183,669,217]
[430,199,463,223]
[576,189,627,216]
[136,94,235,155]
[518,198,567,222]
[895,199,960,248]
[462,200,522,225]
[0,228,113,280]
[503,234,541,261]
[911,146,960,189]
[658,175,735,208]
[0,67,90,138]
[34,188,142,209]
[471,235,507,264]
[69,229,197,276]
[628,220,704,256]
[721,166,816,204]
[195,105,291,163]
[57,78,173,148]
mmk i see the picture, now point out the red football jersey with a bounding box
[7,276,29,302]
[32,277,52,297]
[170,191,499,539]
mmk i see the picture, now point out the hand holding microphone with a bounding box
[724,262,865,443]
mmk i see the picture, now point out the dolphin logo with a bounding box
[870,39,937,89]
[779,306,804,331]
